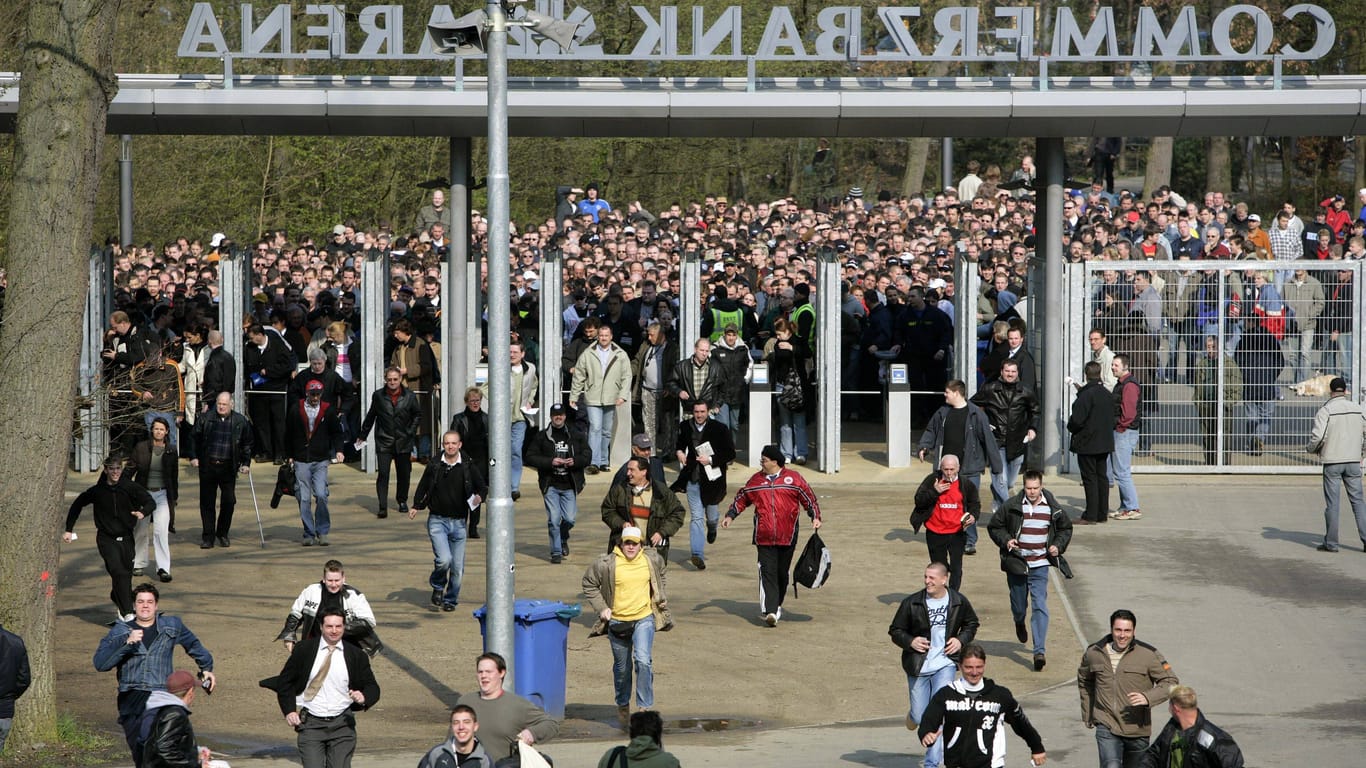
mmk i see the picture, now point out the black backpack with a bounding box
[792,531,831,594]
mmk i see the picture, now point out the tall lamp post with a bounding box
[429,0,578,680]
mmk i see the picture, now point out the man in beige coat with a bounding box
[571,325,632,472]
[582,525,671,729]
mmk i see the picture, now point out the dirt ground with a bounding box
[54,455,1081,762]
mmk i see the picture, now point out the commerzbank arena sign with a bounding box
[179,2,1336,63]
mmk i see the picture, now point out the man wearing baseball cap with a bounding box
[582,524,671,729]
[1306,377,1366,552]
[285,378,345,546]
[135,670,207,768]
[524,403,591,563]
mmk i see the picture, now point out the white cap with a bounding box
[209,233,227,248]
[620,526,643,543]
[523,270,539,281]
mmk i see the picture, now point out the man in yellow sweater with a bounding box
[582,525,671,730]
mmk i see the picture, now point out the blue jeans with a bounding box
[775,393,807,461]
[686,481,719,559]
[1112,429,1140,511]
[294,459,331,538]
[0,716,12,753]
[543,486,577,556]
[144,411,179,451]
[990,448,1024,508]
[717,403,742,445]
[1322,462,1366,550]
[964,470,983,550]
[608,614,656,708]
[510,419,527,492]
[427,515,468,607]
[1095,723,1149,768]
[1007,566,1050,655]
[586,404,616,466]
[1329,331,1353,383]
[1245,400,1275,445]
[908,663,957,768]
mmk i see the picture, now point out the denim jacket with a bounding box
[93,615,214,692]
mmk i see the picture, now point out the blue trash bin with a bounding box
[474,599,582,718]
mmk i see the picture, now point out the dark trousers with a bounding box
[925,529,967,591]
[96,532,135,615]
[116,688,152,760]
[375,452,411,511]
[1077,452,1111,522]
[297,711,357,768]
[199,460,238,539]
[756,539,797,615]
[249,388,287,460]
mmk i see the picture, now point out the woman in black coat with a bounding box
[450,386,490,537]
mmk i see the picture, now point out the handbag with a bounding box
[776,367,805,412]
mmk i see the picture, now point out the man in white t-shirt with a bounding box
[888,563,980,768]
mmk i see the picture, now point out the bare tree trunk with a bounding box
[1143,137,1174,196]
[1281,138,1294,201]
[257,135,275,237]
[1206,137,1232,196]
[0,0,122,751]
[902,137,932,197]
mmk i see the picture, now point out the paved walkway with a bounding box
[67,447,1365,767]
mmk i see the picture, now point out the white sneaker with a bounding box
[764,612,777,627]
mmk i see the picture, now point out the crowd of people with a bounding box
[28,155,1366,767]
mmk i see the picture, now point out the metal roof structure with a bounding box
[3,72,1365,138]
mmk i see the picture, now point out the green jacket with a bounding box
[596,736,681,768]
[600,480,685,549]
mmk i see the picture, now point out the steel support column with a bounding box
[118,135,133,247]
[77,250,110,472]
[359,250,389,472]
[815,247,841,473]
[1036,137,1066,472]
[537,249,563,430]
[217,248,246,417]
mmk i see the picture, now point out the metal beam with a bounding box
[217,249,246,417]
[118,135,133,247]
[537,249,562,431]
[1036,137,1066,472]
[447,137,471,399]
[815,247,841,473]
[359,250,389,472]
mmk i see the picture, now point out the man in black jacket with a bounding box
[671,399,736,570]
[64,456,156,620]
[1139,685,1244,768]
[261,610,381,768]
[889,562,980,768]
[1068,361,1116,524]
[244,322,297,464]
[987,471,1073,672]
[666,338,722,408]
[356,367,421,519]
[412,431,488,611]
[918,645,1046,768]
[190,393,254,549]
[198,330,236,420]
[971,359,1040,508]
[135,670,203,768]
[0,622,30,753]
[286,380,346,546]
[524,403,591,563]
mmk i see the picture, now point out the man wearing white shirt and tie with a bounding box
[263,610,380,768]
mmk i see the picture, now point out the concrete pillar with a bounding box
[448,137,471,399]
[1036,137,1066,471]
[118,135,133,248]
[217,248,246,417]
[747,363,772,467]
[886,364,912,468]
[360,250,389,472]
[815,247,841,473]
[953,257,981,396]
[679,249,702,352]
[77,249,110,472]
[537,250,563,430]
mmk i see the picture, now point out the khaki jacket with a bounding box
[1077,636,1178,737]
[570,343,632,406]
[582,549,672,637]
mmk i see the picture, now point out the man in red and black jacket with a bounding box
[286,379,345,546]
[721,445,822,627]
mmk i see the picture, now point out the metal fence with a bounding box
[1064,259,1363,473]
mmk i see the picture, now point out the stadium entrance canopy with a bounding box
[0,2,1359,138]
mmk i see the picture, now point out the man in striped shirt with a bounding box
[987,471,1073,672]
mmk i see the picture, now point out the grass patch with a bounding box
[2,713,125,768]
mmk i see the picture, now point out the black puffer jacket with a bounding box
[358,386,421,454]
[1140,711,1245,768]
[970,379,1041,461]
